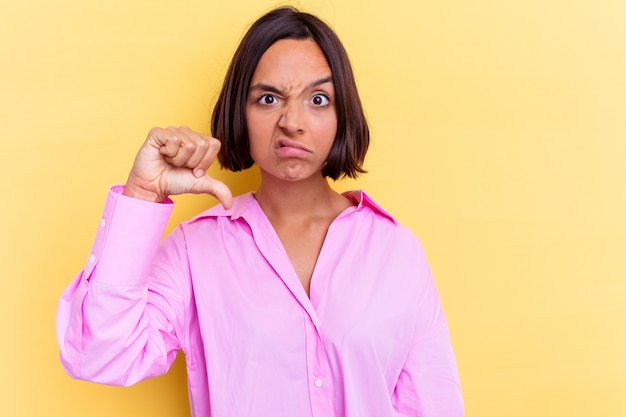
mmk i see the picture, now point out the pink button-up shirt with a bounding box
[57,186,464,417]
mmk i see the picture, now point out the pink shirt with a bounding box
[57,185,464,417]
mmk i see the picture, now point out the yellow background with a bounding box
[1,0,624,416]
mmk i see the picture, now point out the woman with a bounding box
[57,6,464,417]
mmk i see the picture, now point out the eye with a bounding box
[311,94,330,106]
[257,94,278,105]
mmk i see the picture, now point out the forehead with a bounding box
[251,39,332,84]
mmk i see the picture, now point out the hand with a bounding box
[123,126,233,209]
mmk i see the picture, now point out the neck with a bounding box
[254,172,346,221]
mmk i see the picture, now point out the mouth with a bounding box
[274,138,312,158]
[275,138,311,152]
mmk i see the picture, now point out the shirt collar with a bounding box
[340,190,397,224]
[189,190,397,224]
[188,192,256,223]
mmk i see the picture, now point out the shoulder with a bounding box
[342,190,396,223]
[167,193,259,251]
[341,190,425,252]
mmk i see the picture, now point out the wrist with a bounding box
[122,182,166,203]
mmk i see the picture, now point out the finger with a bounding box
[159,134,183,159]
[161,128,214,172]
[192,137,221,178]
[163,136,198,167]
[190,175,233,209]
[175,128,215,176]
[175,127,219,177]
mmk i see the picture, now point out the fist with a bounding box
[123,126,233,209]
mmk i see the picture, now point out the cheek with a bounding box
[246,112,261,143]
[330,118,338,138]
[246,109,273,134]
[245,108,255,135]
[319,114,338,144]
[247,117,270,144]
[246,112,273,160]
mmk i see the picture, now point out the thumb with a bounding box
[190,174,233,209]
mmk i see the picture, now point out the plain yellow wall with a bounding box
[1,0,625,416]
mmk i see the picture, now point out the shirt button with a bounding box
[99,218,106,228]
[88,253,96,263]
[314,378,323,388]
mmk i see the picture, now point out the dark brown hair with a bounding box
[212,6,369,180]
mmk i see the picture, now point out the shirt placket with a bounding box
[304,314,335,417]
[242,203,339,416]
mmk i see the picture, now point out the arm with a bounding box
[392,238,465,416]
[392,321,465,416]
[56,186,185,385]
[56,127,232,385]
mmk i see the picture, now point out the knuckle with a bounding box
[195,138,209,151]
[209,137,221,150]
[148,126,165,136]
[214,182,228,196]
[181,141,195,151]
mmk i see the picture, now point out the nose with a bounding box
[278,101,305,134]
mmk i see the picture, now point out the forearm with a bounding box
[56,185,180,386]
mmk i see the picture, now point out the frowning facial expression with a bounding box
[246,39,337,182]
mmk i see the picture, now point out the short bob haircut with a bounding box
[212,6,369,180]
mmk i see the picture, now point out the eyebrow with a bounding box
[249,76,334,96]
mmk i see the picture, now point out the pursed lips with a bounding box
[275,138,312,154]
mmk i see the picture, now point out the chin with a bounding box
[277,171,307,181]
[260,162,324,183]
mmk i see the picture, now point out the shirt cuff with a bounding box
[83,185,174,286]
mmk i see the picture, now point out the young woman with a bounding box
[57,7,464,417]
